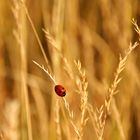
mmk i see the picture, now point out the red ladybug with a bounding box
[54,85,66,97]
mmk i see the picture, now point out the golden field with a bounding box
[0,0,140,140]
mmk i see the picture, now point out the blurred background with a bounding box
[0,0,140,140]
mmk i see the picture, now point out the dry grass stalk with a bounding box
[94,42,138,140]
[37,29,89,139]
[12,1,33,140]
[105,42,138,113]
[32,60,80,139]
[2,0,140,139]
[55,99,62,140]
[32,60,56,85]
[29,79,49,140]
[39,29,89,139]
[112,99,126,140]
[20,0,51,73]
[75,60,89,139]
[132,19,140,38]
[43,29,74,79]
[62,98,81,139]
[12,0,22,47]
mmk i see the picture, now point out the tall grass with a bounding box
[0,0,140,140]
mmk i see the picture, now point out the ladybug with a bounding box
[54,85,66,97]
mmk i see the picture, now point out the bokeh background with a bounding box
[0,0,140,140]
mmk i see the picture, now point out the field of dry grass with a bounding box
[0,0,140,140]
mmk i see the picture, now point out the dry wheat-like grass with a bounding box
[105,42,138,112]
[62,98,81,139]
[29,79,49,140]
[43,29,74,79]
[93,42,139,140]
[32,60,56,85]
[12,1,140,139]
[75,60,89,139]
[2,0,140,140]
[32,60,80,139]
[43,29,90,140]
[20,1,80,138]
[11,0,32,140]
[43,28,82,139]
[55,99,62,140]
[132,19,140,39]
[20,0,51,72]
[43,28,90,140]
